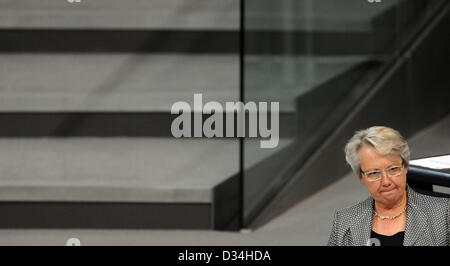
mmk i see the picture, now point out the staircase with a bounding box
[0,0,240,230]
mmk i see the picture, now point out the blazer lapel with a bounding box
[403,188,428,246]
[349,197,374,246]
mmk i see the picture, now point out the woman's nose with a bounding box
[380,171,392,185]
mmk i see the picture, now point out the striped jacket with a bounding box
[327,186,450,246]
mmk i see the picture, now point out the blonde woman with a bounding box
[328,126,450,246]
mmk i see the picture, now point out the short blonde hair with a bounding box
[345,126,410,178]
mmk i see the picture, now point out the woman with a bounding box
[328,126,450,246]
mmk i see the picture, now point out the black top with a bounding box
[370,230,405,246]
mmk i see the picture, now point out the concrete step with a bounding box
[0,0,239,53]
[0,54,238,112]
[0,0,239,30]
[0,137,240,229]
[0,138,238,203]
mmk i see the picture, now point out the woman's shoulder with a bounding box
[408,187,450,210]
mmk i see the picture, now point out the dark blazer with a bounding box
[327,186,450,246]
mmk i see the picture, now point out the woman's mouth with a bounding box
[380,188,396,194]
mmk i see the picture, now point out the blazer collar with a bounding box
[349,186,428,246]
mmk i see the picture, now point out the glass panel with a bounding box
[243,0,445,227]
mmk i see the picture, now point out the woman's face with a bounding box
[359,146,407,207]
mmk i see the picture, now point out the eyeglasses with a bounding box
[360,164,404,182]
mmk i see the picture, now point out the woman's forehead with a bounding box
[359,146,402,168]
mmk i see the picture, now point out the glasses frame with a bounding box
[360,163,405,182]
